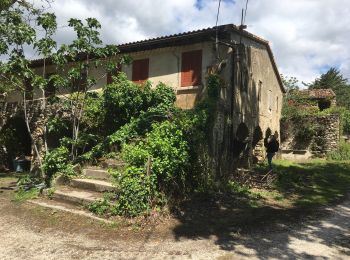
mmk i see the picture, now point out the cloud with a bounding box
[30,0,350,85]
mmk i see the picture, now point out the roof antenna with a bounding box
[239,0,248,44]
[215,0,222,60]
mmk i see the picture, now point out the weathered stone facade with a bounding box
[281,114,340,159]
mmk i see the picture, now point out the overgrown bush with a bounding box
[113,121,190,216]
[42,146,75,186]
[327,141,350,160]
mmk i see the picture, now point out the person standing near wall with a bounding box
[264,131,279,170]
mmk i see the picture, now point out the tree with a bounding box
[0,1,123,174]
[280,74,299,93]
[309,67,350,109]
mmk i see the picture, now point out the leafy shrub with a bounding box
[113,166,155,217]
[42,146,75,186]
[112,120,190,216]
[327,141,350,160]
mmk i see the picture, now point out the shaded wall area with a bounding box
[0,115,32,170]
[0,100,71,172]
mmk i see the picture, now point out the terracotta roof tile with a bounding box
[299,89,336,99]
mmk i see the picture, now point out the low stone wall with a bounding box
[281,114,340,158]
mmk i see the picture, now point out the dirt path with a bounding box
[0,177,349,259]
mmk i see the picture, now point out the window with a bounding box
[181,49,202,87]
[258,80,262,103]
[132,58,149,84]
[276,96,279,111]
[268,89,272,112]
[107,64,122,84]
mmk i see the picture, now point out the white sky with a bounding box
[33,0,350,85]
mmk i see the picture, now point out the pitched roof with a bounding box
[299,89,336,99]
[31,24,284,92]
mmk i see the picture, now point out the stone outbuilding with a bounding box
[281,88,339,160]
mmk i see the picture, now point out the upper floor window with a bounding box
[132,58,149,84]
[268,89,273,112]
[258,80,262,103]
[181,49,202,87]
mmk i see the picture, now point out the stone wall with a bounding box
[0,100,71,172]
[281,114,340,159]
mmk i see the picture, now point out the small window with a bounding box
[258,80,262,103]
[268,89,272,112]
[181,50,202,87]
[241,67,249,92]
[132,58,149,84]
[276,96,279,111]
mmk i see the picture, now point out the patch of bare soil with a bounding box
[0,174,349,259]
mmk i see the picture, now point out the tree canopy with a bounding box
[309,67,350,109]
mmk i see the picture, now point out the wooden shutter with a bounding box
[181,50,202,87]
[132,58,149,84]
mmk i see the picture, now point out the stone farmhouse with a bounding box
[1,24,284,172]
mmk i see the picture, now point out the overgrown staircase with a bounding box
[29,162,124,222]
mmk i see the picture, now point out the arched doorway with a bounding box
[0,116,32,170]
[233,122,250,158]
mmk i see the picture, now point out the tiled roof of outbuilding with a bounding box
[299,89,336,99]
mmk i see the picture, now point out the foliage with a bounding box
[108,74,222,216]
[269,159,350,206]
[308,67,350,110]
[281,74,299,92]
[103,73,176,135]
[42,146,75,186]
[13,188,39,202]
[294,122,316,142]
[88,192,116,216]
[327,141,350,161]
[113,121,190,216]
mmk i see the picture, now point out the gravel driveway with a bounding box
[0,177,349,259]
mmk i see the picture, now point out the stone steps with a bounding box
[82,168,111,180]
[70,178,116,192]
[47,186,103,206]
[33,166,119,222]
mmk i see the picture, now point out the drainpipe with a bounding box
[172,51,180,106]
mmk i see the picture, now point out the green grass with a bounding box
[259,159,350,207]
[13,188,40,202]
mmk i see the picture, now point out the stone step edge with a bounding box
[28,200,114,224]
[70,178,116,192]
[44,189,102,206]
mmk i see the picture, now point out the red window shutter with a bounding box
[107,64,122,84]
[132,58,149,84]
[181,50,202,87]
